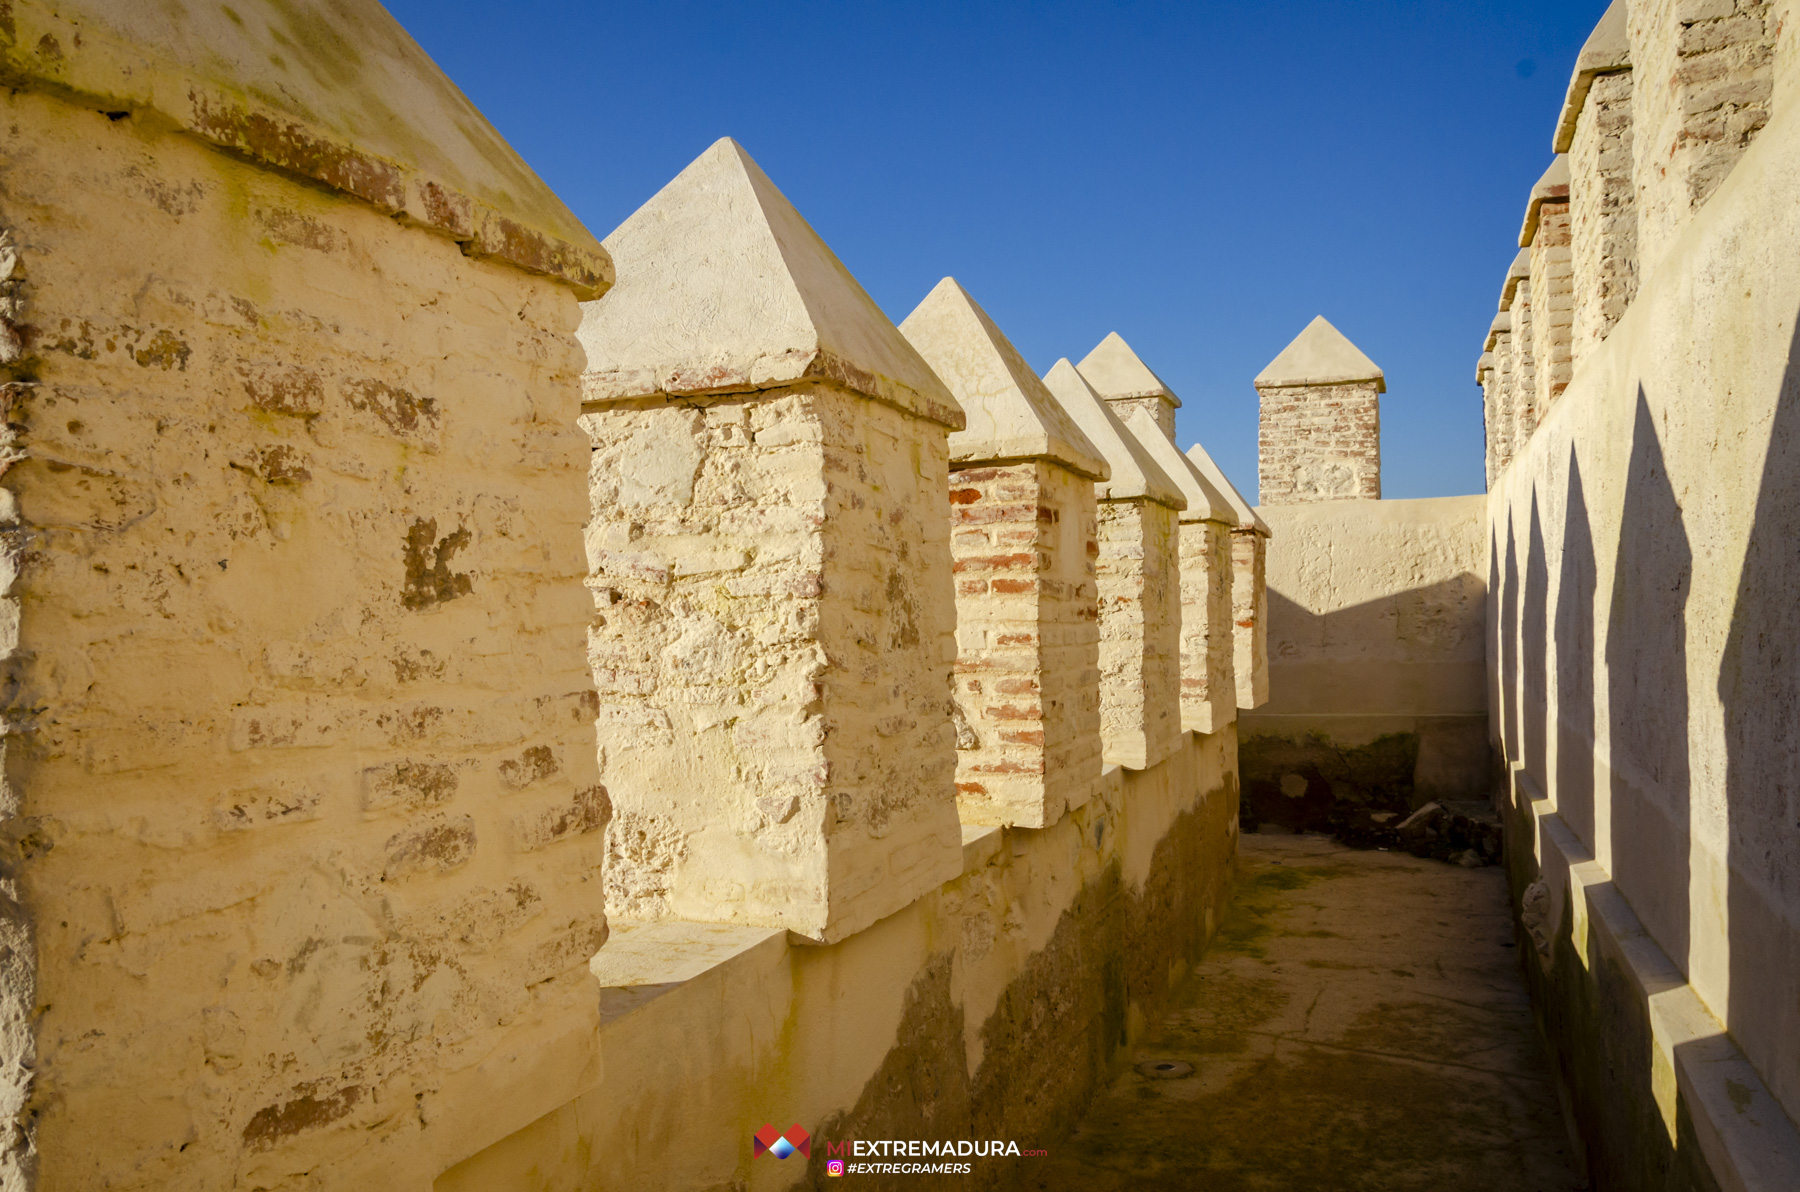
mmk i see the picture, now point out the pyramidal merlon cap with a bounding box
[1254,316,1386,394]
[1118,407,1233,524]
[577,137,963,429]
[899,279,1109,481]
[1041,360,1185,509]
[1076,332,1182,408]
[1520,154,1572,248]
[1184,442,1269,535]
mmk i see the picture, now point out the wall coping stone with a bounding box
[578,138,964,429]
[1554,0,1632,154]
[1041,359,1186,508]
[0,0,612,297]
[899,278,1109,478]
[1254,315,1386,392]
[1486,312,1513,352]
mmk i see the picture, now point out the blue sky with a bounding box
[386,0,1608,502]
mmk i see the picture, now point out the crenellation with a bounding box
[1041,359,1187,771]
[1631,0,1777,270]
[1254,317,1384,504]
[0,4,1280,1187]
[898,278,1107,828]
[577,141,964,944]
[1570,68,1639,359]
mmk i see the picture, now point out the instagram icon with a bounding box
[826,1159,845,1177]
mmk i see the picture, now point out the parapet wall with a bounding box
[1239,497,1489,831]
[0,8,1265,1190]
[1484,3,1800,1187]
[438,730,1238,1191]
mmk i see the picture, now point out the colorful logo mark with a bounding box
[827,1159,845,1176]
[753,1123,811,1159]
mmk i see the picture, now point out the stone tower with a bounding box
[1254,316,1384,503]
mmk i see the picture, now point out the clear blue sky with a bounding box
[385,0,1608,502]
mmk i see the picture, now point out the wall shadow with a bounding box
[1718,314,1800,1116]
[1241,575,1494,837]
[1522,492,1549,788]
[1502,517,1521,762]
[1489,524,1502,751]
[1552,449,1597,849]
[1605,389,1691,977]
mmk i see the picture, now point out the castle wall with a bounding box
[1239,497,1489,830]
[434,727,1240,1192]
[0,84,609,1189]
[578,386,962,944]
[1484,6,1800,1182]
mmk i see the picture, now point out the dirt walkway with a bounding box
[1031,833,1585,1191]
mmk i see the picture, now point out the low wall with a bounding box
[434,728,1239,1191]
[1239,496,1489,832]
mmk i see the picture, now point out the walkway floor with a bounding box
[1033,833,1585,1191]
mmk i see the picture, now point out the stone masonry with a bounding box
[1041,360,1185,771]
[898,279,1109,829]
[1562,3,1637,362]
[0,2,617,1185]
[1117,408,1238,736]
[576,139,965,945]
[1077,331,1182,441]
[1629,0,1777,273]
[1523,157,1574,423]
[1254,316,1384,504]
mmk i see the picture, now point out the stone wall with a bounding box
[0,7,1268,1189]
[1530,201,1574,412]
[0,12,615,1185]
[1630,0,1777,273]
[435,729,1240,1192]
[1239,497,1489,833]
[1480,4,1800,1187]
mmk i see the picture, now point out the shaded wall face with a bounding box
[1240,497,1490,825]
[0,91,606,1187]
[1489,92,1800,1128]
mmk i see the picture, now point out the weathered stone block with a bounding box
[0,42,610,1185]
[898,279,1108,828]
[1254,317,1384,505]
[1042,360,1185,770]
[577,140,964,943]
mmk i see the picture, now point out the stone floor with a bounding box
[1030,832,1586,1191]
